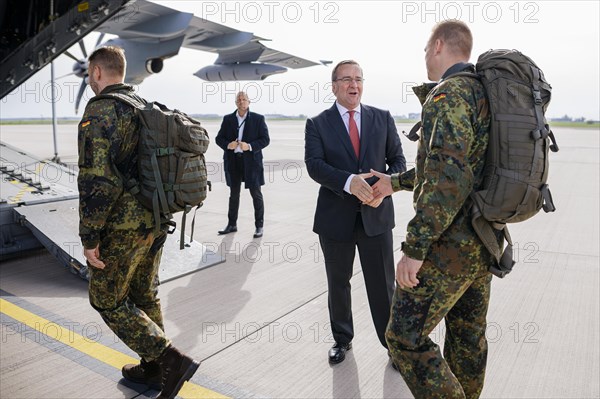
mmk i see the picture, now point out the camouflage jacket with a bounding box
[399,65,495,274]
[77,84,154,249]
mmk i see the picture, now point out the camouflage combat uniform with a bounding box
[78,83,170,361]
[385,64,501,399]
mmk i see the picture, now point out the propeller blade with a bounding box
[64,50,79,62]
[79,40,88,59]
[75,81,87,114]
[95,33,105,48]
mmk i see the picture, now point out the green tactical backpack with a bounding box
[455,50,559,277]
[92,93,210,249]
[406,49,559,278]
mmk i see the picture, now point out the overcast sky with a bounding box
[1,0,599,120]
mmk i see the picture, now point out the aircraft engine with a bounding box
[194,63,287,81]
[146,58,164,74]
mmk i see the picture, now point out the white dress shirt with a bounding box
[234,111,247,153]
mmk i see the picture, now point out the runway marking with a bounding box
[0,298,228,399]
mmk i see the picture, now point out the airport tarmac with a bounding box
[1,120,599,398]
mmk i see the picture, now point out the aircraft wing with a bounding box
[182,15,319,68]
[95,0,323,82]
[1,0,327,109]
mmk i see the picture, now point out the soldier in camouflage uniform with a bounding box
[78,46,198,399]
[371,21,501,398]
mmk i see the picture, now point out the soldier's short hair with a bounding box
[331,60,363,82]
[428,20,473,59]
[88,46,126,78]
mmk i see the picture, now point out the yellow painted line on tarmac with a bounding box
[0,298,228,399]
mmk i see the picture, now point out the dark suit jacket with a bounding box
[305,103,406,241]
[216,110,270,188]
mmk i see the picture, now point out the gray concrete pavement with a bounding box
[1,122,598,398]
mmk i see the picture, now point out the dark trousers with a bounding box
[319,214,395,348]
[228,154,264,228]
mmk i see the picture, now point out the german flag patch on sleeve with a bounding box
[81,120,91,128]
[433,93,447,103]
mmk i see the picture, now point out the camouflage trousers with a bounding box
[386,260,492,399]
[88,228,170,362]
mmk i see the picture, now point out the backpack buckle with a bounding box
[532,89,543,105]
[166,220,176,235]
[531,129,549,140]
[156,147,175,156]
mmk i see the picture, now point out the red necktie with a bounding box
[348,110,360,158]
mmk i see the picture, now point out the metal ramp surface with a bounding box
[14,199,224,283]
[1,141,80,257]
[1,140,223,281]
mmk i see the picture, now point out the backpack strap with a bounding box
[470,198,516,278]
[402,121,421,142]
[149,149,173,234]
[541,183,556,213]
[179,205,191,250]
[88,92,146,197]
[491,233,516,278]
[530,67,559,213]
[403,73,481,143]
[445,71,479,79]
[91,92,146,109]
[548,130,559,153]
[529,66,550,179]
[90,92,169,234]
[180,203,203,250]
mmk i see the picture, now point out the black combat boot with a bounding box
[155,345,200,399]
[122,359,162,390]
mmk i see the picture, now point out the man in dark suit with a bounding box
[216,92,270,238]
[305,60,406,365]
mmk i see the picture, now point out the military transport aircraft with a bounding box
[1,0,328,112]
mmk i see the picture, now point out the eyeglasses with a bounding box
[334,77,365,84]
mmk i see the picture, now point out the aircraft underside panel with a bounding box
[0,0,130,99]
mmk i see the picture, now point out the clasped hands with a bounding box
[349,169,395,208]
[227,140,250,151]
[351,169,424,288]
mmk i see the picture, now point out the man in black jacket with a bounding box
[305,60,406,365]
[216,92,270,238]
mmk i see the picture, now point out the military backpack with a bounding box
[91,93,210,249]
[407,49,559,277]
